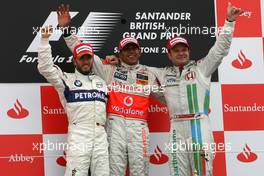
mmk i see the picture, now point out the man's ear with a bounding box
[90,58,94,66]
[138,50,142,58]
[73,59,77,67]
[118,51,124,60]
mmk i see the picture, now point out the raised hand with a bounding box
[227,2,244,22]
[41,25,53,38]
[105,55,120,65]
[57,4,71,28]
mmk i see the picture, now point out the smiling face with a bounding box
[119,43,141,65]
[74,54,93,75]
[168,43,190,67]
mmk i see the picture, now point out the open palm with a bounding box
[57,4,71,28]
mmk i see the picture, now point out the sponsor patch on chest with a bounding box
[184,71,196,81]
[114,72,128,81]
[136,73,149,85]
[166,77,178,86]
[74,80,82,87]
[96,82,103,88]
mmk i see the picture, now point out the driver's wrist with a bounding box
[60,25,72,37]
[226,17,235,22]
[41,36,49,42]
[41,36,49,39]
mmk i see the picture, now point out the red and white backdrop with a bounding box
[0,0,263,175]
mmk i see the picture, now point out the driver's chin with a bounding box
[175,58,188,66]
[127,60,138,65]
[83,66,91,72]
[78,66,91,75]
[125,56,139,65]
[80,69,90,75]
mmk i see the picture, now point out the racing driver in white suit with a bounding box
[148,3,243,176]
[38,26,109,176]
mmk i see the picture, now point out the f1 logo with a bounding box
[26,11,79,52]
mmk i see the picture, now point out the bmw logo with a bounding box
[74,80,82,87]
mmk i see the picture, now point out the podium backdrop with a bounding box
[0,0,264,175]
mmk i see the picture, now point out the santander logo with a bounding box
[237,144,258,163]
[7,99,29,119]
[150,145,168,164]
[56,151,67,167]
[232,50,252,69]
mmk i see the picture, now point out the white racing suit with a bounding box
[38,37,109,176]
[149,20,235,176]
[64,35,162,176]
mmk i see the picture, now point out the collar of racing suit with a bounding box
[74,69,95,80]
[120,61,140,71]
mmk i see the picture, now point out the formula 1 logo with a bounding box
[20,11,122,64]
[27,12,78,53]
